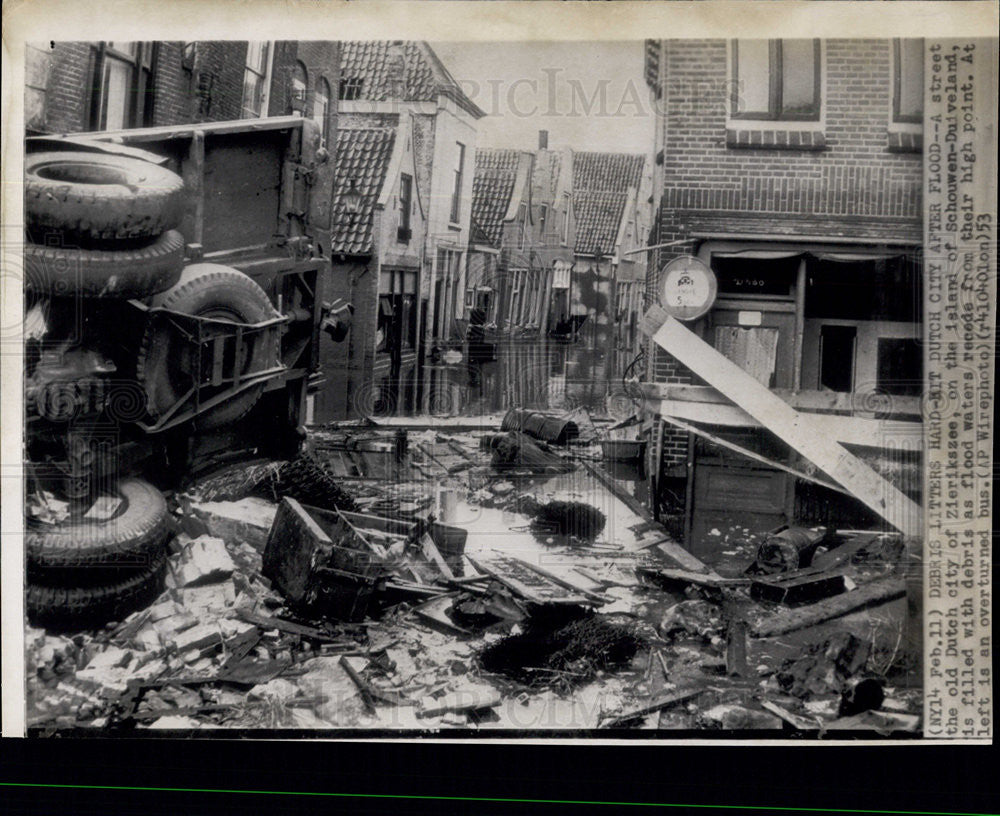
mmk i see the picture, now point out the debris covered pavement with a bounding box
[25,411,921,735]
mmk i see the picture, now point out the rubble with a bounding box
[24,423,917,736]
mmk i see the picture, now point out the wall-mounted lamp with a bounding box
[342,180,364,220]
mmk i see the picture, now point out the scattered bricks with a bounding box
[82,646,133,672]
[152,611,199,641]
[193,498,278,553]
[172,536,237,588]
[132,625,165,653]
[171,624,226,655]
[176,583,237,615]
[148,600,182,623]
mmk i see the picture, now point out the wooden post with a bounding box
[640,306,921,537]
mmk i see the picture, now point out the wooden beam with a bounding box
[641,306,921,536]
[658,398,922,449]
[750,577,906,638]
[640,382,922,417]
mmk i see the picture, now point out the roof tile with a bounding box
[572,152,645,256]
[330,127,396,255]
[471,148,521,247]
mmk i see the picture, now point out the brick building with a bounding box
[314,120,427,421]
[642,39,924,557]
[571,151,652,389]
[337,41,485,415]
[25,41,340,141]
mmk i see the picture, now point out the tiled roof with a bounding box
[340,41,485,118]
[572,190,629,256]
[572,152,645,256]
[573,152,645,193]
[471,149,521,247]
[331,127,396,256]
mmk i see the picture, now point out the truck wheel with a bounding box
[25,151,184,242]
[24,229,185,298]
[27,547,167,630]
[137,264,279,431]
[27,477,171,584]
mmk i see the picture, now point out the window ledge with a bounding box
[726,126,826,151]
[447,222,462,231]
[887,125,922,154]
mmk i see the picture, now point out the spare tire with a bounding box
[27,547,168,630]
[137,263,280,430]
[27,477,171,584]
[25,151,184,242]
[24,229,185,298]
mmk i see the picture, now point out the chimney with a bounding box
[538,130,548,150]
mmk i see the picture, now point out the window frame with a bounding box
[398,173,413,242]
[560,193,570,246]
[450,142,466,225]
[89,42,157,130]
[290,60,308,114]
[313,76,331,146]
[892,38,924,125]
[241,41,274,119]
[730,39,822,123]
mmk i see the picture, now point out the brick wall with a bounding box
[647,38,924,467]
[33,40,340,135]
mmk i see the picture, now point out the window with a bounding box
[398,173,412,242]
[291,61,307,114]
[313,77,331,145]
[340,76,364,100]
[877,338,922,396]
[819,325,857,392]
[539,204,548,240]
[732,39,820,121]
[894,39,923,123]
[517,203,528,249]
[560,194,570,245]
[450,142,465,224]
[90,42,156,130]
[242,42,271,119]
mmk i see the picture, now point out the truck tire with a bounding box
[24,229,185,299]
[25,151,184,242]
[27,477,171,583]
[27,547,168,630]
[137,264,279,431]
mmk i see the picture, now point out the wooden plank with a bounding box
[750,577,906,638]
[512,557,613,604]
[641,382,922,417]
[599,687,705,727]
[641,306,921,536]
[580,461,713,574]
[419,533,456,581]
[658,412,849,495]
[658,399,921,449]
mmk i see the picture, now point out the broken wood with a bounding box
[750,577,906,638]
[339,655,377,714]
[640,306,921,536]
[416,688,502,719]
[760,700,819,730]
[600,687,705,727]
[511,557,613,604]
[419,533,456,581]
[234,608,350,644]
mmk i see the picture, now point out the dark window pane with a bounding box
[877,338,922,396]
[819,325,856,392]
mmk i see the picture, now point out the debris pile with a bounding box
[23,418,919,735]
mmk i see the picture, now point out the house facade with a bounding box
[642,39,924,558]
[26,41,339,141]
[571,151,652,391]
[337,41,485,415]
[314,119,427,421]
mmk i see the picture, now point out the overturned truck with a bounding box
[24,116,350,627]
